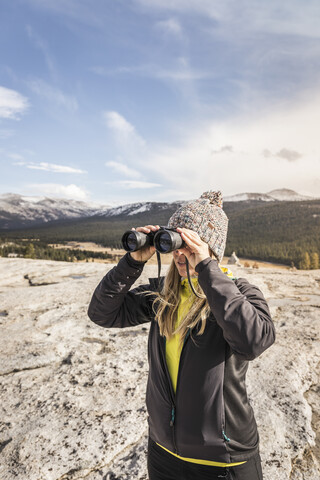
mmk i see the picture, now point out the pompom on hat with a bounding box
[167,190,228,263]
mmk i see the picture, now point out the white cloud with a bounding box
[103,111,146,147]
[0,129,14,139]
[93,61,209,82]
[93,59,207,111]
[105,111,135,136]
[7,153,25,161]
[27,183,89,200]
[153,62,208,82]
[0,86,29,119]
[115,180,162,189]
[135,0,320,39]
[25,0,104,27]
[155,18,183,37]
[106,161,142,179]
[145,88,320,198]
[26,25,56,78]
[263,148,303,162]
[135,0,217,17]
[276,149,303,162]
[211,145,234,154]
[28,79,78,112]
[19,161,86,174]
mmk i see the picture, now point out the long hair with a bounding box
[151,258,211,345]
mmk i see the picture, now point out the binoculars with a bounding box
[121,227,185,254]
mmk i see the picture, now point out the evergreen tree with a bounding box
[310,252,319,270]
[298,252,311,270]
[25,243,35,259]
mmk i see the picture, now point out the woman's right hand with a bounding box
[129,225,160,262]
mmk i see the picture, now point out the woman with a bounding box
[88,191,275,480]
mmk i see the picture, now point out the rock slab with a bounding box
[0,258,319,480]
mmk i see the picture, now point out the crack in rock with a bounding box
[0,437,12,454]
[0,363,54,376]
[24,274,58,287]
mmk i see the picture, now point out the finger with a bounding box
[146,224,160,231]
[176,227,202,242]
[179,231,203,248]
[135,227,150,233]
[176,227,198,235]
[135,225,155,233]
[138,225,160,232]
[182,232,202,244]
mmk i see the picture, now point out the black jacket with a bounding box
[88,253,275,463]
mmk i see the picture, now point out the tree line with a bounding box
[0,240,117,263]
[1,239,319,269]
[0,199,319,269]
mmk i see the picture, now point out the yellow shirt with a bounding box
[159,268,246,468]
[165,276,196,392]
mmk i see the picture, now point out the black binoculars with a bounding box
[121,227,185,254]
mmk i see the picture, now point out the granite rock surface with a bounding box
[0,258,319,480]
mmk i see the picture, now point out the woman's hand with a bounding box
[175,227,211,270]
[129,225,160,263]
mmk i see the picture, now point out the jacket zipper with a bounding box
[159,329,190,455]
[160,336,178,453]
[175,329,190,396]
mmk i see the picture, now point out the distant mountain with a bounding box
[224,192,274,202]
[0,193,184,229]
[1,191,319,267]
[225,188,316,203]
[0,193,111,229]
[266,188,315,201]
[98,200,183,218]
[0,189,317,230]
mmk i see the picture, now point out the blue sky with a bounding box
[1,0,320,205]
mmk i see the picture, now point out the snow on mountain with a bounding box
[101,201,181,217]
[0,189,318,230]
[266,188,315,201]
[0,193,111,228]
[0,193,182,229]
[225,188,317,203]
[224,192,274,202]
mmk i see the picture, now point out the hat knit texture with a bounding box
[167,190,228,263]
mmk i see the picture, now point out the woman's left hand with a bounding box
[175,227,211,269]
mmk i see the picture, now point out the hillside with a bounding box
[0,193,111,229]
[1,199,319,268]
[0,189,316,230]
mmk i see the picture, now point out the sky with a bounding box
[1,0,320,205]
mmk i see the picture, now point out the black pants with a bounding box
[147,438,263,480]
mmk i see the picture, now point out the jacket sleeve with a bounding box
[88,253,153,328]
[196,258,275,360]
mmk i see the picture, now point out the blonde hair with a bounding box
[151,258,211,345]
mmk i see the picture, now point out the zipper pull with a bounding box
[170,406,175,427]
[222,430,230,442]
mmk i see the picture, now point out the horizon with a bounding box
[0,186,317,208]
[1,1,320,204]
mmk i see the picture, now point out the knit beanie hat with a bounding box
[167,190,228,262]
